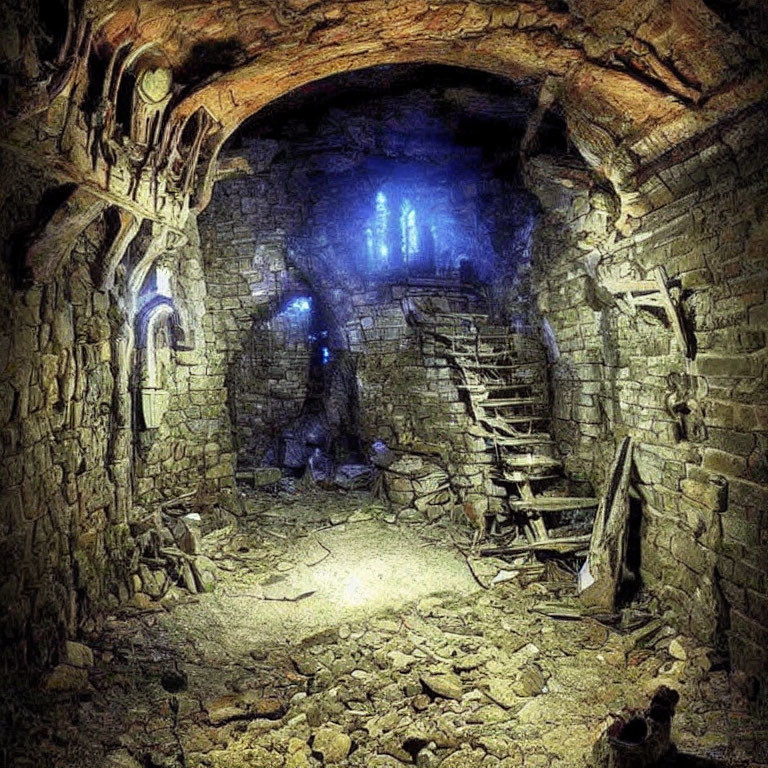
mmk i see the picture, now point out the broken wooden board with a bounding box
[578,436,633,612]
[509,496,599,512]
[480,534,590,557]
[651,266,694,359]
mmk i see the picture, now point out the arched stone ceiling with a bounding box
[95,1,763,142]
[92,0,767,213]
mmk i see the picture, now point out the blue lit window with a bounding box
[373,191,389,269]
[400,199,418,264]
[365,227,374,266]
[155,266,172,297]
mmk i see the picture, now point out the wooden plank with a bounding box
[480,535,590,556]
[578,436,633,611]
[458,362,547,370]
[479,416,548,439]
[509,496,599,512]
[518,479,548,540]
[502,455,560,468]
[518,480,535,501]
[478,397,545,407]
[486,434,553,446]
[484,414,548,424]
[652,266,694,358]
[448,350,519,360]
[601,278,658,294]
[457,383,540,391]
[492,471,560,483]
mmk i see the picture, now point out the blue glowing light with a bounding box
[400,200,418,264]
[286,297,312,313]
[373,191,389,269]
[321,346,331,365]
[368,190,429,273]
[155,266,172,297]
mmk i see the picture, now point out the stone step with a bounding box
[491,471,561,483]
[476,414,549,437]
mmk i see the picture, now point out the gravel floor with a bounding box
[2,489,766,767]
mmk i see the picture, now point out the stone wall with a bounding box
[131,217,237,507]
[532,107,768,681]
[0,154,134,667]
[230,302,314,464]
[198,154,309,466]
[198,76,539,475]
[0,172,237,668]
[198,169,510,515]
[343,285,512,520]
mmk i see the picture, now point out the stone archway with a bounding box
[86,0,767,224]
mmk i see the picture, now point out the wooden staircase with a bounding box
[413,303,598,555]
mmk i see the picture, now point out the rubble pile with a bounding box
[3,491,762,768]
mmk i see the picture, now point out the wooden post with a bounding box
[579,436,633,611]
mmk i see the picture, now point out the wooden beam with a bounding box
[26,186,107,283]
[601,278,658,294]
[652,266,694,359]
[480,535,590,556]
[98,208,142,290]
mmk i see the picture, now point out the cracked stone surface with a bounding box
[2,490,765,768]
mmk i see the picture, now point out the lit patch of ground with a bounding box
[3,490,764,767]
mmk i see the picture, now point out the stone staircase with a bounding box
[412,302,597,553]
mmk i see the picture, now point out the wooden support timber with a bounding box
[480,534,591,556]
[579,436,634,611]
[600,267,694,358]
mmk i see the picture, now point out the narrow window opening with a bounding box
[373,191,389,269]
[400,199,418,266]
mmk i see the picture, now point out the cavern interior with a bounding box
[1,1,767,766]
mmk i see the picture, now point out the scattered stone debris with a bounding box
[2,490,765,768]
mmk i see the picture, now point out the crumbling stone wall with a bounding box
[198,151,311,465]
[230,306,314,464]
[533,107,768,681]
[0,155,134,667]
[0,173,235,667]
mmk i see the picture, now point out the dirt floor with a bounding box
[2,489,766,767]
